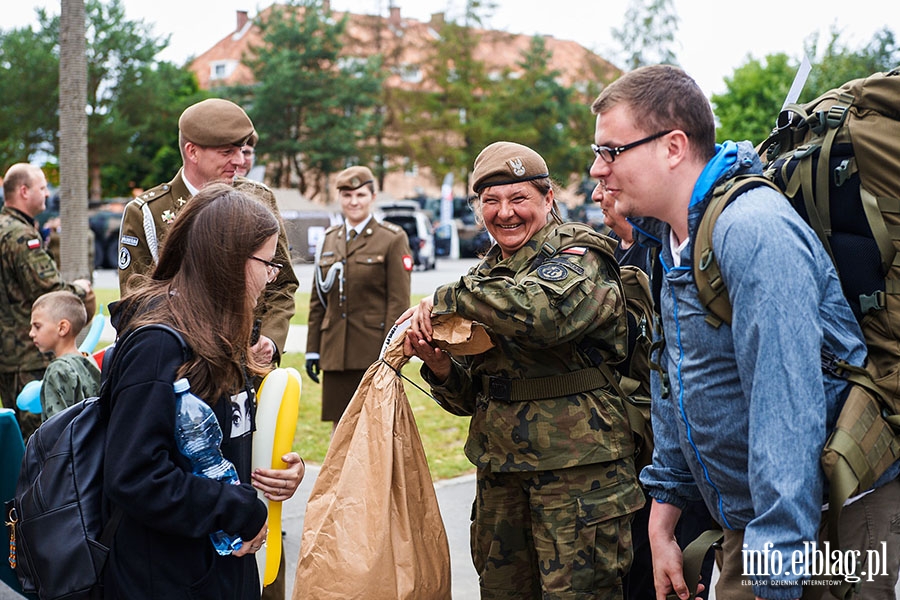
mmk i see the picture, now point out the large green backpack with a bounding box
[692,67,900,598]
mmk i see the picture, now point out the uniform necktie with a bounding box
[347,229,357,242]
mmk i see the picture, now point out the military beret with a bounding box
[178,98,255,148]
[472,141,549,194]
[336,166,375,190]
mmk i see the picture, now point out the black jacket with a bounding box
[102,326,266,600]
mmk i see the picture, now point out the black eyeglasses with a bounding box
[251,256,283,281]
[591,130,674,163]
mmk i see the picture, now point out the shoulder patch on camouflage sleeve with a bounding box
[536,261,569,281]
[561,246,587,256]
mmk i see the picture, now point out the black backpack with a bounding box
[4,324,187,600]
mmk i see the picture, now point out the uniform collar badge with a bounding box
[162,209,176,224]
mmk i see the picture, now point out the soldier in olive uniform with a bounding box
[0,163,95,439]
[305,166,413,430]
[402,142,643,599]
[117,98,297,364]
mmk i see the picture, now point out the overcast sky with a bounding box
[7,0,892,97]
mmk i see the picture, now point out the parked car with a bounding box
[87,201,126,269]
[456,211,493,258]
[376,201,436,270]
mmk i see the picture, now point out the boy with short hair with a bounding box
[29,290,100,421]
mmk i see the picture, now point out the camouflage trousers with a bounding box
[471,459,644,599]
[0,368,44,441]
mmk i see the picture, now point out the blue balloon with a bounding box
[16,380,43,414]
[78,305,106,354]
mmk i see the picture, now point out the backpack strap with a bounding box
[94,323,189,570]
[693,175,781,328]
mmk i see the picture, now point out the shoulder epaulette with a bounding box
[379,220,403,234]
[134,182,173,207]
[325,223,342,234]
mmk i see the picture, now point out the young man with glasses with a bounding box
[117,98,298,367]
[589,65,899,600]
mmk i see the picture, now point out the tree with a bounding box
[802,25,900,100]
[711,26,899,145]
[1,0,194,199]
[395,1,496,192]
[100,61,206,195]
[611,0,680,71]
[711,53,797,145]
[0,16,58,171]
[235,0,384,200]
[59,0,90,279]
[486,36,587,186]
[82,0,171,199]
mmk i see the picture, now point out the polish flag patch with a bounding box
[27,238,42,250]
[402,254,414,271]
[561,246,587,256]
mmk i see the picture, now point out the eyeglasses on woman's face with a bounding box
[250,255,283,282]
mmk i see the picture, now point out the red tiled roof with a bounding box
[189,4,619,91]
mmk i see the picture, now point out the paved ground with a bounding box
[0,466,480,600]
[278,466,480,599]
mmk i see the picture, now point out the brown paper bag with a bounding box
[293,319,463,600]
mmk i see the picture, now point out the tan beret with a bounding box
[178,98,255,147]
[472,141,549,194]
[335,166,375,190]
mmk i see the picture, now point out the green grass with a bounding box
[95,287,470,480]
[280,353,473,481]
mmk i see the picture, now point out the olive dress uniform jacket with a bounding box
[306,219,412,371]
[0,206,91,372]
[116,170,298,356]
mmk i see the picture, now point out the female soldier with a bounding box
[305,166,412,431]
[402,142,643,598]
[104,184,304,599]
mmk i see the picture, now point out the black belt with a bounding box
[479,367,610,403]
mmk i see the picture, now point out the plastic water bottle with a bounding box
[173,377,243,555]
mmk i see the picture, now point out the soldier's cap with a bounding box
[178,98,255,148]
[472,141,549,194]
[336,166,375,191]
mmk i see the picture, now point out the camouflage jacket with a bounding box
[423,221,635,472]
[40,352,101,421]
[0,206,90,372]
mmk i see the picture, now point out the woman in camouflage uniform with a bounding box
[402,142,643,599]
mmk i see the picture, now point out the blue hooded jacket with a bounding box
[636,141,869,599]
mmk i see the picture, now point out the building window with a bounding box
[210,60,238,81]
[398,64,423,83]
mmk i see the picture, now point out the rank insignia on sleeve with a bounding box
[402,254,414,272]
[561,246,587,255]
[536,262,568,281]
[27,238,41,250]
